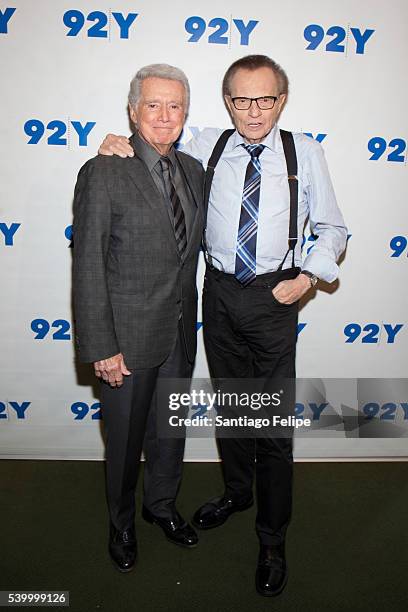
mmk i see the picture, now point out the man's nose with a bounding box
[159,105,170,122]
[248,100,261,117]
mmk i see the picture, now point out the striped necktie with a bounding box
[160,157,187,256]
[235,144,265,286]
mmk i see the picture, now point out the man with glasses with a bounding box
[98,54,347,596]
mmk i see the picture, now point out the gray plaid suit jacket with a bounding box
[72,134,205,369]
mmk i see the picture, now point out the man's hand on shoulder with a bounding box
[99,134,134,158]
[93,353,131,387]
[272,274,313,304]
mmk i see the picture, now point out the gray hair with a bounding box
[128,63,190,113]
[223,54,289,97]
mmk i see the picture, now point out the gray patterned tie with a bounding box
[160,157,187,256]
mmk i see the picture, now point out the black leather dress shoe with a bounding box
[255,543,288,597]
[192,495,253,530]
[142,506,198,548]
[109,525,137,573]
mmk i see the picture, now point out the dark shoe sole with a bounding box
[256,571,288,597]
[192,499,254,530]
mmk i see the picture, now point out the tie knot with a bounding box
[160,156,170,171]
[243,144,265,159]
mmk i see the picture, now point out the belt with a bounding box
[206,265,300,288]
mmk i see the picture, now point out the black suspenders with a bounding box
[203,128,299,271]
[279,129,298,270]
[203,128,235,213]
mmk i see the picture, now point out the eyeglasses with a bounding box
[230,96,279,110]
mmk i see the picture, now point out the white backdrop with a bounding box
[1,0,407,460]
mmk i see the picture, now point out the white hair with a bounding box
[128,63,190,113]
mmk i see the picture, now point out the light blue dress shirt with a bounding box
[182,124,347,283]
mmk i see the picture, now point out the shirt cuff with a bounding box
[302,251,340,284]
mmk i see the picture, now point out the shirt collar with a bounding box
[230,123,281,153]
[132,130,177,171]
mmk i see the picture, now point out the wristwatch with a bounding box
[301,270,318,288]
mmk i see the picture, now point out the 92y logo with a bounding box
[0,7,16,33]
[390,236,408,258]
[0,401,31,419]
[344,323,403,344]
[368,137,406,162]
[302,233,352,255]
[71,402,101,420]
[31,319,71,340]
[304,132,327,143]
[24,120,96,147]
[363,402,408,421]
[304,24,374,54]
[185,16,258,45]
[0,222,20,246]
[63,10,138,39]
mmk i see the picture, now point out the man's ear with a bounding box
[129,103,137,126]
[224,95,233,115]
[277,94,287,113]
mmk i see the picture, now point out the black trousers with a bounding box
[100,319,193,532]
[203,265,299,545]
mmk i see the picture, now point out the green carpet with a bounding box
[0,461,407,612]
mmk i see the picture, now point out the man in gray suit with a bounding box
[72,64,204,572]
